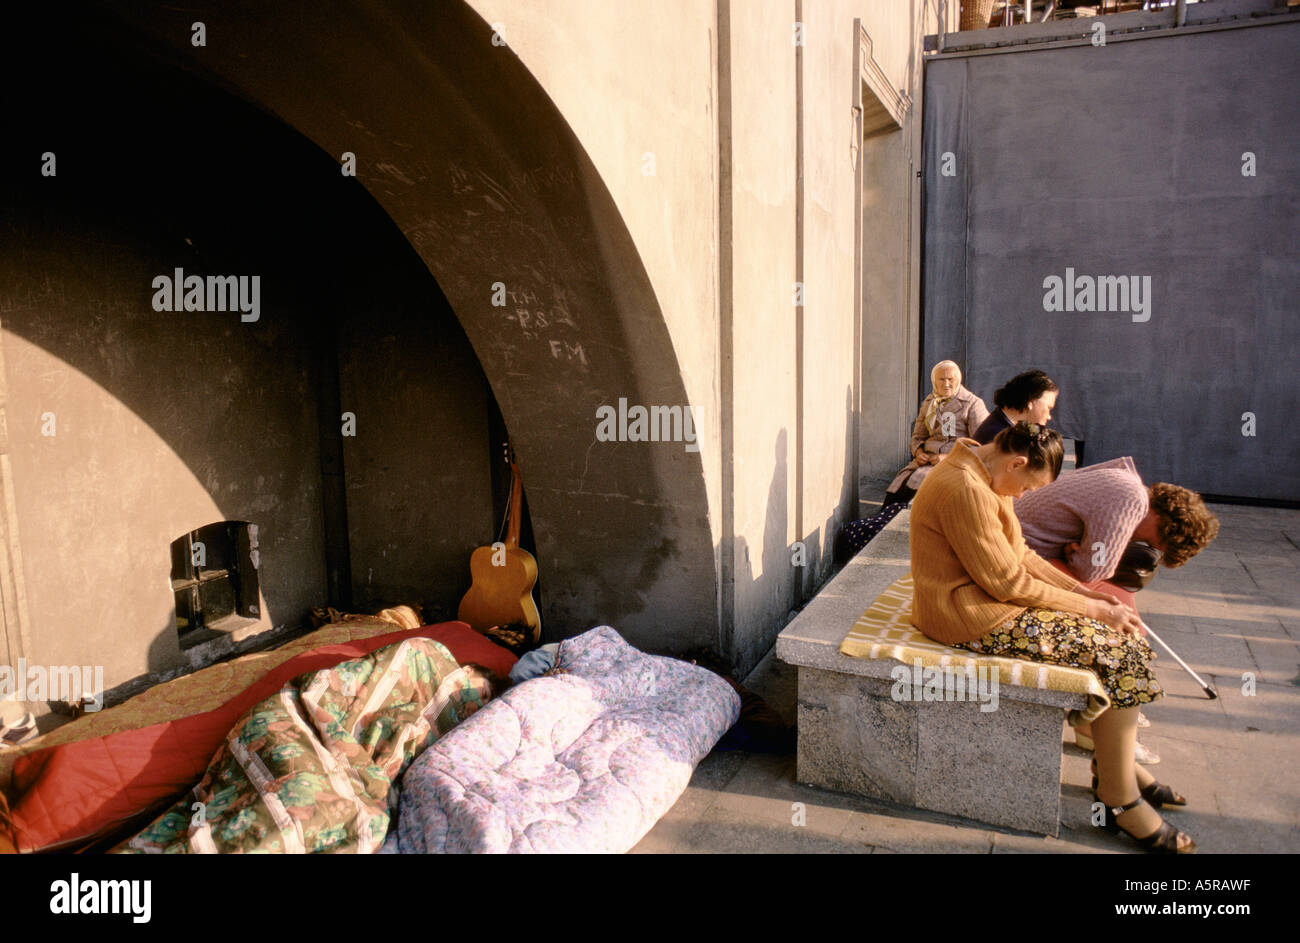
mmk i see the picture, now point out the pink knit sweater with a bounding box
[1014,457,1148,583]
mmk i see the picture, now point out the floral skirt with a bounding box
[955,608,1163,709]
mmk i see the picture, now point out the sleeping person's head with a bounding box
[462,664,512,700]
[429,663,513,731]
[980,422,1064,498]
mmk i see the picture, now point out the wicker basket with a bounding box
[960,0,996,30]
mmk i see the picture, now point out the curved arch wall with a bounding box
[1,1,721,694]
[2,32,502,687]
[4,1,918,693]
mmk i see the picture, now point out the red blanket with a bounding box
[4,622,514,853]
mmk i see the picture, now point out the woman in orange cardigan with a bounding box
[908,422,1194,854]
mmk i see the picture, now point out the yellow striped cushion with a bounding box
[840,574,1109,714]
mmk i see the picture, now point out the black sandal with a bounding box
[1091,760,1187,807]
[1139,780,1187,807]
[1098,795,1196,854]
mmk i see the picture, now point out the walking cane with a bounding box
[1140,621,1218,700]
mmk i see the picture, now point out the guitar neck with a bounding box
[506,461,523,549]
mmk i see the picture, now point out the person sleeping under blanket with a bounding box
[507,642,794,754]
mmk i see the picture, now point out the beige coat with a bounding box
[886,385,990,494]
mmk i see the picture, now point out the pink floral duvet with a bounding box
[382,626,740,853]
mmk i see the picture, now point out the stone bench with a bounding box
[775,508,1088,836]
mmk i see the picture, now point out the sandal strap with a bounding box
[1141,781,1187,806]
[1107,795,1147,817]
[1093,758,1188,808]
[1104,798,1195,853]
[1138,819,1188,854]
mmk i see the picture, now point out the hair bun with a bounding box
[994,421,1064,479]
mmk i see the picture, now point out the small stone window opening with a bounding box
[171,521,261,648]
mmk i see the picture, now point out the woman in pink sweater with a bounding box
[1015,462,1220,763]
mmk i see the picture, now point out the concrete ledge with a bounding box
[776,508,1087,836]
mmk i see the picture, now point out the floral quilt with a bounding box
[382,626,741,854]
[114,637,488,854]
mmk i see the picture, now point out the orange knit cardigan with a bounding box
[908,439,1091,645]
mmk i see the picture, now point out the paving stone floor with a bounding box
[633,501,1300,854]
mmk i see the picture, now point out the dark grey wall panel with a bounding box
[921,59,970,398]
[923,23,1300,501]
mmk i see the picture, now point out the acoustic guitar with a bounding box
[457,443,541,641]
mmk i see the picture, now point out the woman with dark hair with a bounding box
[908,422,1195,853]
[973,369,1059,444]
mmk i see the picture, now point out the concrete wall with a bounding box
[461,0,929,671]
[96,0,723,659]
[922,17,1300,502]
[726,1,798,670]
[858,1,937,493]
[337,251,496,618]
[2,0,931,692]
[798,0,864,598]
[461,0,724,547]
[0,31,498,697]
[0,202,328,689]
[859,127,915,488]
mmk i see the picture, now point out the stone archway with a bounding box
[5,1,717,664]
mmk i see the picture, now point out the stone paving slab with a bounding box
[1243,636,1300,687]
[633,501,1300,854]
[1194,616,1291,639]
[674,805,876,854]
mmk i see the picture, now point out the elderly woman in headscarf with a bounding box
[883,360,989,506]
[839,360,989,559]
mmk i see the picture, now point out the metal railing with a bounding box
[974,0,1197,28]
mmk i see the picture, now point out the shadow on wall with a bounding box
[802,386,860,609]
[0,17,501,686]
[729,385,859,677]
[731,429,790,675]
[115,615,291,709]
[85,0,722,654]
[0,111,338,675]
[146,622,177,680]
[810,385,859,593]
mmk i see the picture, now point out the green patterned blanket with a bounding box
[115,637,489,854]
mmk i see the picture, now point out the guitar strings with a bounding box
[494,465,513,544]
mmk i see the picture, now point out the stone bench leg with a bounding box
[795,665,1067,836]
